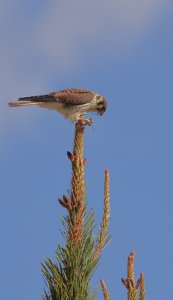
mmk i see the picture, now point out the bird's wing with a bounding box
[18,95,56,102]
[49,88,95,106]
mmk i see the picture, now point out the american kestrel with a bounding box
[8,88,107,122]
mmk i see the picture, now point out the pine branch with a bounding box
[96,169,110,257]
[100,279,111,300]
[121,251,138,300]
[138,273,145,300]
[67,121,86,245]
[121,252,146,300]
[42,119,107,299]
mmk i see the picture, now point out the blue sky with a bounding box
[0,0,173,299]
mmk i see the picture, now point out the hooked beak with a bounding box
[97,108,105,116]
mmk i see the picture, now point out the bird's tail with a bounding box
[8,101,42,107]
[8,95,55,107]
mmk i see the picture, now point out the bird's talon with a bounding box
[85,118,93,126]
[77,117,93,127]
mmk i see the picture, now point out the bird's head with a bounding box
[95,94,108,116]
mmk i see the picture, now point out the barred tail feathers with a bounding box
[8,95,56,107]
[8,100,42,107]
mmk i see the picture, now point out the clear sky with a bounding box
[0,1,173,299]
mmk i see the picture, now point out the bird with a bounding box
[8,88,107,122]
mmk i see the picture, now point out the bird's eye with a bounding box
[96,95,101,100]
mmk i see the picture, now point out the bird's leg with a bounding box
[78,115,93,126]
